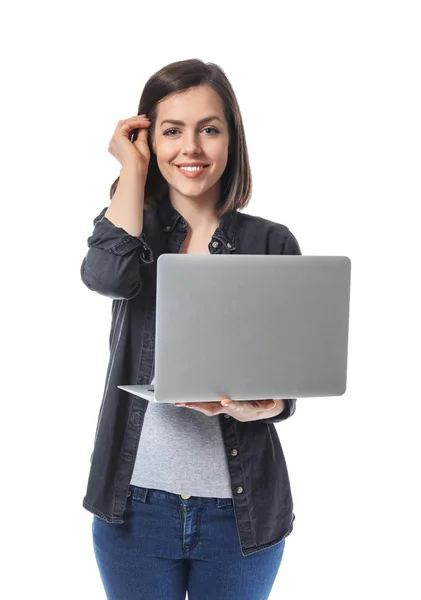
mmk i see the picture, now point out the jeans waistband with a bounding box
[128,484,233,508]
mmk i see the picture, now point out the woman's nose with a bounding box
[182,134,202,154]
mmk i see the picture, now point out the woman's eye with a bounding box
[163,127,219,137]
[203,127,219,135]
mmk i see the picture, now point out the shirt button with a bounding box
[227,242,232,249]
[165,225,171,231]
[231,449,238,456]
[212,241,219,248]
[181,494,191,499]
[236,486,243,494]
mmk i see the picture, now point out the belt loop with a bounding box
[131,486,149,503]
[216,497,233,509]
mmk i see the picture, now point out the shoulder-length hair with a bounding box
[109,58,252,218]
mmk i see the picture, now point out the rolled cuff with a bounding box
[87,214,154,264]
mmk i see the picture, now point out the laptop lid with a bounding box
[152,254,351,403]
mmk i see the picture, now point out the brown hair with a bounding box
[109,58,252,218]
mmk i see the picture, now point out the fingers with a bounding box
[220,398,275,411]
[116,116,151,137]
[220,397,233,407]
[258,400,276,410]
[118,115,151,126]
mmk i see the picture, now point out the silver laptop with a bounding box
[118,254,351,403]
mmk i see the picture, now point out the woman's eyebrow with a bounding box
[160,116,223,127]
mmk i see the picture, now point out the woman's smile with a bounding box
[175,164,210,178]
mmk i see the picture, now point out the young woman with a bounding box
[81,58,302,600]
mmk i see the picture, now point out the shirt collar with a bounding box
[157,190,237,251]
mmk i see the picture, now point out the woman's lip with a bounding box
[175,164,210,178]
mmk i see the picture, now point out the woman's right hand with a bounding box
[108,115,152,173]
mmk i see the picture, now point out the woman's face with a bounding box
[151,85,230,200]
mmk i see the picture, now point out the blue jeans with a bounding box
[92,485,286,600]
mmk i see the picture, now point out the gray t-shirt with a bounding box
[130,378,233,498]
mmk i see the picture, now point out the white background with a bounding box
[1,1,420,598]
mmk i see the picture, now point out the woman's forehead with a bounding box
[156,86,225,120]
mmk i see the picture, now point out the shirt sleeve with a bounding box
[80,206,154,299]
[260,227,302,424]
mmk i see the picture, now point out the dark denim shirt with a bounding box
[80,192,302,556]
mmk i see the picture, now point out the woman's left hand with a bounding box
[174,397,285,422]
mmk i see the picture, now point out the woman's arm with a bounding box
[80,162,153,299]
